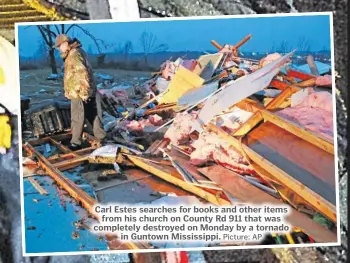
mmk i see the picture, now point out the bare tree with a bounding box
[297,36,311,52]
[34,38,49,64]
[278,40,291,54]
[123,41,133,62]
[269,41,276,53]
[139,32,169,65]
[34,24,114,73]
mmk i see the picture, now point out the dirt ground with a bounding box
[20,67,152,105]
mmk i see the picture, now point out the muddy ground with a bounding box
[20,68,151,105]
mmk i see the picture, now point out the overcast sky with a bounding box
[18,14,331,57]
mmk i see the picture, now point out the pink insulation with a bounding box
[315,75,332,87]
[126,115,163,132]
[276,91,333,141]
[190,131,255,175]
[149,114,163,126]
[164,111,198,145]
[260,53,282,67]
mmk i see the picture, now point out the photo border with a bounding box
[15,11,340,257]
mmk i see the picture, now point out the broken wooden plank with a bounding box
[287,69,315,81]
[260,109,334,154]
[53,154,91,170]
[125,154,231,206]
[145,140,161,154]
[198,165,337,243]
[192,51,295,133]
[246,121,335,197]
[207,123,336,222]
[306,55,320,76]
[49,137,74,154]
[95,174,153,192]
[22,142,147,250]
[27,177,48,195]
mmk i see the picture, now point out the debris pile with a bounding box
[22,34,337,250]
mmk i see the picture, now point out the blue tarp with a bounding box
[296,61,331,75]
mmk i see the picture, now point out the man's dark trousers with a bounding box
[70,92,106,145]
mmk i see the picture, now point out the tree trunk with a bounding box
[97,53,105,67]
[49,48,58,74]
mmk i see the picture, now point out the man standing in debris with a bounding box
[53,34,106,150]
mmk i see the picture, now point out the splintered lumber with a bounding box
[265,87,295,110]
[49,137,74,154]
[124,154,231,206]
[211,40,222,50]
[207,123,336,223]
[246,121,335,194]
[306,56,320,76]
[53,154,91,170]
[22,142,147,250]
[233,91,334,154]
[27,177,48,195]
[287,69,315,81]
[260,110,334,154]
[23,142,96,213]
[211,34,252,52]
[145,140,161,154]
[233,34,252,50]
[198,165,337,243]
[192,51,295,133]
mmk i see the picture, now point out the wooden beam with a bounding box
[198,165,337,243]
[48,147,95,162]
[260,109,334,155]
[265,87,295,110]
[49,137,74,154]
[207,123,336,222]
[53,154,90,170]
[27,177,48,195]
[22,142,146,250]
[125,155,231,206]
[232,112,263,136]
[287,69,315,81]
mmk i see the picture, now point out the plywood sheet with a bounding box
[246,121,336,205]
[193,53,224,78]
[158,66,204,104]
[198,165,337,243]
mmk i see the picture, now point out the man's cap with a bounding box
[52,34,71,48]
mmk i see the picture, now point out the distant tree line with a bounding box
[22,25,169,73]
